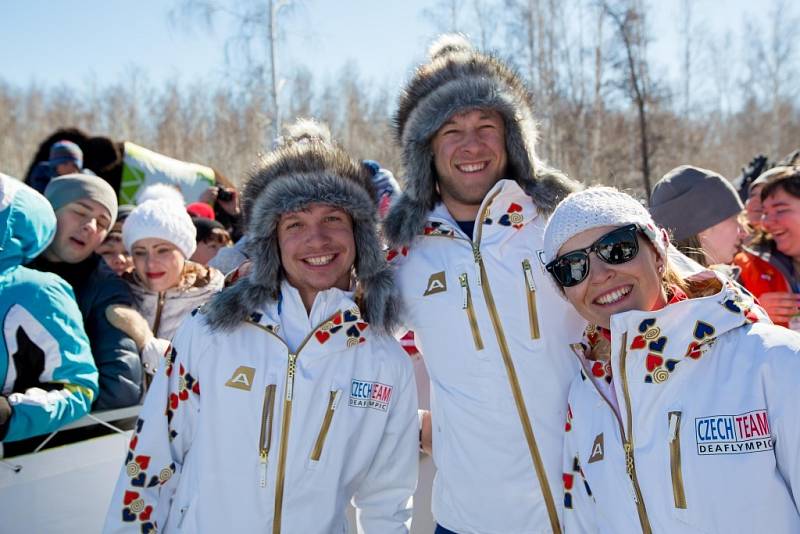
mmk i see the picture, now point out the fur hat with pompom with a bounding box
[383,33,580,247]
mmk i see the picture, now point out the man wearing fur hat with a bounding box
[383,35,585,533]
[105,140,417,533]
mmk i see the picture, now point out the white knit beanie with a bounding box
[543,187,669,265]
[122,199,197,258]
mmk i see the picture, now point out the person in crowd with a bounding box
[49,140,84,177]
[736,166,800,329]
[190,217,232,267]
[27,174,142,409]
[198,183,242,240]
[28,140,85,194]
[186,201,216,220]
[0,174,98,443]
[650,165,746,268]
[382,34,584,533]
[105,140,417,533]
[112,199,224,375]
[544,186,800,532]
[96,204,134,276]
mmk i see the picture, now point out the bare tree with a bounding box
[421,0,463,33]
[170,0,300,143]
[602,0,656,196]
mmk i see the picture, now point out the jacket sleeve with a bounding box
[767,334,800,512]
[562,401,598,534]
[84,270,143,409]
[352,345,418,534]
[103,317,202,533]
[0,278,99,442]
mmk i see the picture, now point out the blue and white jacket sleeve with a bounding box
[0,276,99,442]
[104,316,201,533]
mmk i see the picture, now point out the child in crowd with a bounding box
[190,217,232,266]
[96,205,134,276]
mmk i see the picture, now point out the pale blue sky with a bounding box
[0,0,781,99]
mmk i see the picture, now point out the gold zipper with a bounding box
[152,292,166,337]
[246,312,339,534]
[463,189,561,533]
[459,273,484,350]
[259,384,277,487]
[668,411,687,509]
[618,334,653,533]
[522,259,540,339]
[310,390,342,461]
[477,260,561,534]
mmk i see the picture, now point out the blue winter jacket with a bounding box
[0,174,99,442]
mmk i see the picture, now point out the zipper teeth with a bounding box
[259,385,277,455]
[477,259,561,534]
[522,260,540,340]
[152,292,166,337]
[459,273,484,350]
[669,411,687,509]
[310,390,339,461]
[619,333,653,534]
[273,353,296,534]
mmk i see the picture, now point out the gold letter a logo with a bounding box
[225,366,256,391]
[423,271,447,296]
[588,433,604,463]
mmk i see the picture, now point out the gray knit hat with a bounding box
[204,140,400,334]
[650,166,743,241]
[44,173,118,227]
[383,33,580,248]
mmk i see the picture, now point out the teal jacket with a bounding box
[0,174,98,442]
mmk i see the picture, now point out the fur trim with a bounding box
[276,118,333,149]
[204,142,400,334]
[385,34,580,248]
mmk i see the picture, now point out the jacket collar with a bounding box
[606,271,768,386]
[422,179,539,245]
[247,281,369,356]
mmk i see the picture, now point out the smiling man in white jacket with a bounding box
[383,35,585,534]
[104,140,418,533]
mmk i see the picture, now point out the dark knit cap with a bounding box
[192,217,227,242]
[44,173,118,226]
[49,140,83,168]
[649,165,743,241]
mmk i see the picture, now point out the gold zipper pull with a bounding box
[668,412,680,441]
[459,274,469,309]
[471,243,482,286]
[259,450,268,488]
[522,260,540,339]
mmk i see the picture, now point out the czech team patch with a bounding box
[350,379,393,411]
[695,409,773,455]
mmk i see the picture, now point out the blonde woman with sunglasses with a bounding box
[542,187,800,533]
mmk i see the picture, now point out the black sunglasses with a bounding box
[546,224,640,287]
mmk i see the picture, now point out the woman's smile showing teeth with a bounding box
[593,285,632,305]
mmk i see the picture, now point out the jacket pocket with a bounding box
[459,272,484,350]
[668,411,687,509]
[522,259,540,339]
[310,389,342,462]
[258,384,277,487]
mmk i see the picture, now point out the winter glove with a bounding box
[141,337,172,376]
[105,304,154,351]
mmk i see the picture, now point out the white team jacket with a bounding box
[563,274,800,533]
[390,179,586,534]
[104,283,418,534]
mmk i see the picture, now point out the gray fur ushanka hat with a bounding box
[204,140,400,334]
[383,34,580,247]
